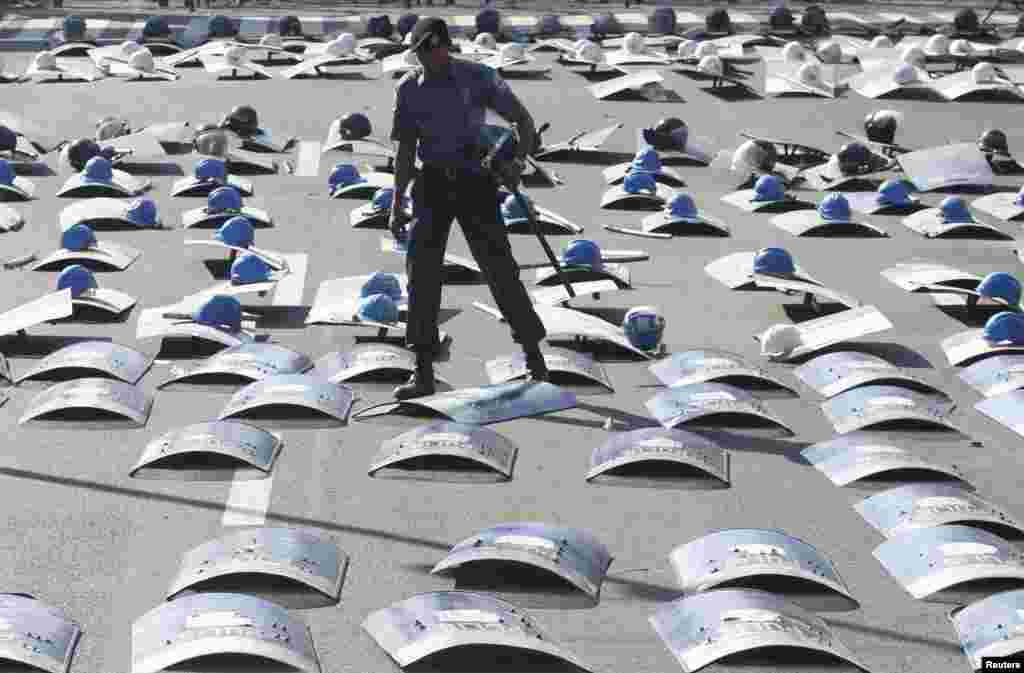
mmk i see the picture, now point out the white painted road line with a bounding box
[222,474,274,527]
[294,140,322,177]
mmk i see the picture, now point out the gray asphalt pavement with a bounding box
[0,42,1022,673]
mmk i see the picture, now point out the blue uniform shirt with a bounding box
[391,58,519,172]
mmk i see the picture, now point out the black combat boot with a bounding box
[394,350,436,400]
[523,344,549,383]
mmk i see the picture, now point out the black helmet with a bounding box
[221,105,259,136]
[0,125,16,153]
[194,124,229,156]
[979,129,1010,155]
[706,8,732,34]
[836,142,873,175]
[66,138,103,171]
[142,16,171,39]
[649,7,677,35]
[954,7,979,33]
[366,15,392,39]
[800,5,829,33]
[396,13,419,38]
[277,15,303,37]
[338,113,372,140]
[476,7,501,36]
[769,4,795,30]
[864,110,899,145]
[645,117,687,150]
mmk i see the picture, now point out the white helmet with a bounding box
[120,40,143,57]
[623,32,645,54]
[474,32,497,51]
[698,54,723,76]
[816,41,842,64]
[694,41,718,59]
[900,45,925,65]
[870,35,893,49]
[327,33,356,57]
[949,39,974,57]
[781,41,805,62]
[731,139,776,174]
[760,323,801,359]
[577,41,604,64]
[260,33,283,49]
[224,45,247,64]
[924,34,950,57]
[972,61,997,84]
[893,62,918,85]
[676,39,697,59]
[95,116,129,141]
[34,51,58,70]
[499,42,525,62]
[798,62,821,86]
[128,48,155,72]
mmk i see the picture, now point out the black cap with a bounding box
[410,16,451,51]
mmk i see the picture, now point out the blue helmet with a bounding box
[126,198,158,228]
[358,293,400,323]
[984,311,1024,344]
[83,156,113,183]
[877,179,914,207]
[328,163,366,191]
[62,224,98,252]
[216,216,255,248]
[476,7,501,35]
[667,193,701,221]
[501,192,534,223]
[623,170,656,194]
[561,239,603,269]
[63,15,86,40]
[539,14,562,35]
[192,294,242,331]
[0,159,14,186]
[631,147,661,174]
[0,126,16,153]
[142,16,171,38]
[372,187,395,212]
[56,264,97,298]
[753,247,795,275]
[939,196,974,224]
[195,158,227,182]
[977,272,1022,307]
[208,186,243,214]
[208,15,237,38]
[360,271,403,301]
[752,174,785,202]
[623,306,665,351]
[366,15,393,39]
[231,253,273,284]
[396,13,419,37]
[591,12,621,36]
[650,7,677,34]
[818,193,852,223]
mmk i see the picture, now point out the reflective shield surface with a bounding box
[370,421,518,478]
[20,377,153,426]
[821,384,960,434]
[897,143,995,192]
[881,262,982,292]
[856,483,1024,539]
[0,290,74,337]
[32,241,141,272]
[485,348,613,390]
[0,593,82,673]
[131,420,282,480]
[942,328,1024,366]
[161,343,313,387]
[314,344,416,382]
[17,340,152,385]
[646,382,792,433]
[650,349,792,390]
[587,427,731,484]
[758,305,894,362]
[959,355,1024,397]
[951,588,1024,669]
[802,434,969,487]
[794,351,941,398]
[218,374,354,424]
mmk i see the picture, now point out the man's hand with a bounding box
[389,206,412,241]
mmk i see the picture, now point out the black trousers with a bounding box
[406,165,546,353]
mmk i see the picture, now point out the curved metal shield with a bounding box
[201,54,275,79]
[161,343,312,387]
[17,340,151,385]
[874,525,1024,599]
[485,348,612,390]
[903,207,1008,239]
[951,588,1024,669]
[58,198,158,231]
[802,434,969,487]
[535,123,623,160]
[669,529,858,610]
[219,374,353,424]
[722,188,810,214]
[881,261,982,292]
[646,382,793,433]
[171,174,253,197]
[530,280,624,307]
[323,120,394,157]
[534,262,630,289]
[772,210,887,237]
[588,70,665,100]
[20,377,152,426]
[649,588,872,673]
[522,303,657,359]
[349,202,389,229]
[600,183,675,210]
[167,528,347,605]
[704,250,819,290]
[0,593,81,673]
[0,175,35,201]
[943,328,1024,366]
[506,204,583,235]
[822,384,960,434]
[0,290,74,337]
[315,344,416,382]
[131,593,320,673]
[182,204,273,229]
[31,241,141,272]
[56,169,149,199]
[757,305,894,362]
[843,189,921,215]
[856,483,1024,539]
[587,427,730,484]
[649,349,793,391]
[135,306,255,348]
[972,192,1024,222]
[362,591,595,670]
[602,162,686,187]
[183,240,287,272]
[976,389,1024,439]
[131,420,282,480]
[794,351,942,398]
[848,63,935,99]
[329,172,395,199]
[959,355,1024,397]
[0,204,24,233]
[432,522,613,600]
[751,273,861,309]
[933,69,1024,101]
[355,381,576,426]
[371,421,517,478]
[305,274,408,326]
[897,143,995,192]
[241,129,295,154]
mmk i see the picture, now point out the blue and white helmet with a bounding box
[328,163,367,191]
[631,147,661,174]
[623,170,656,194]
[357,292,400,323]
[623,306,665,351]
[561,239,603,269]
[753,247,795,275]
[192,294,242,331]
[984,311,1024,344]
[817,193,851,223]
[360,271,404,301]
[939,196,974,224]
[126,198,159,228]
[62,224,97,252]
[977,272,1022,307]
[230,254,273,285]
[56,264,97,298]
[207,186,243,214]
[215,216,255,248]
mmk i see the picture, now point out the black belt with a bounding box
[421,164,486,181]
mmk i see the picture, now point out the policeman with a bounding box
[389,17,548,400]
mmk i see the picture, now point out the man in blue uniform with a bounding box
[389,17,549,400]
